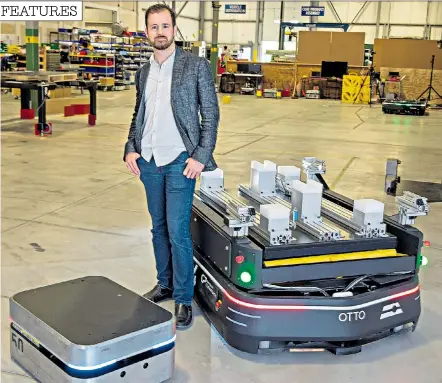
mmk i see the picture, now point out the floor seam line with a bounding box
[330,157,359,189]
[26,220,137,237]
[1,177,135,233]
[220,135,268,155]
[246,111,294,132]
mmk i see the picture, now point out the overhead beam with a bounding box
[283,21,442,28]
[310,0,319,31]
[375,2,381,39]
[424,0,431,39]
[254,1,261,61]
[328,2,342,23]
[199,1,205,41]
[179,15,199,21]
[162,1,184,40]
[259,0,264,48]
[83,2,118,12]
[211,1,221,78]
[384,2,392,38]
[355,22,442,27]
[350,1,368,25]
[204,19,256,23]
[176,1,188,17]
[278,1,284,50]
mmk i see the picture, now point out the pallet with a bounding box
[1,71,77,83]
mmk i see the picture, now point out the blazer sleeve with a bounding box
[192,57,220,166]
[123,68,142,161]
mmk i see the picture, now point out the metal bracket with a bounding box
[395,191,429,225]
[302,157,326,181]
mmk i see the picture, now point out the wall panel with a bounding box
[431,27,442,41]
[119,1,136,12]
[84,8,113,23]
[203,20,255,45]
[429,2,442,25]
[348,25,376,45]
[176,17,199,41]
[262,2,280,42]
[297,31,365,66]
[389,2,428,24]
[119,8,137,31]
[389,26,425,39]
[373,38,442,70]
[175,1,199,18]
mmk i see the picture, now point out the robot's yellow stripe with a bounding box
[264,249,403,267]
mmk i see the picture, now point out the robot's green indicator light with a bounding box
[240,272,252,283]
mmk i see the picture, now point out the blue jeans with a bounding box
[138,152,196,305]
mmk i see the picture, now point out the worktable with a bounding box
[219,72,264,94]
[1,71,97,135]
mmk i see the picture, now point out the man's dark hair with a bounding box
[145,4,176,28]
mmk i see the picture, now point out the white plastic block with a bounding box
[200,168,224,192]
[261,204,290,220]
[352,199,384,226]
[291,180,307,193]
[290,179,323,223]
[353,199,384,213]
[306,178,324,191]
[259,204,290,232]
[277,166,301,187]
[263,160,277,170]
[250,160,276,196]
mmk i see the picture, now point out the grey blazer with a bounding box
[123,46,220,171]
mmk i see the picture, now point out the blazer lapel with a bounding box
[139,62,150,100]
[172,47,186,88]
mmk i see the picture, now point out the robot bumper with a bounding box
[195,253,420,354]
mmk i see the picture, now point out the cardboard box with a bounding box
[99,77,114,86]
[45,95,89,115]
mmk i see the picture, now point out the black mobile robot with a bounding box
[191,158,428,355]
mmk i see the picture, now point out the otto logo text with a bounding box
[339,310,366,322]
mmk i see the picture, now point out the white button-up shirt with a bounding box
[141,49,186,166]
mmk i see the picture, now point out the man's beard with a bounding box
[152,36,174,50]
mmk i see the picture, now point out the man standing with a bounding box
[124,4,219,329]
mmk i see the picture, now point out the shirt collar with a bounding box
[150,48,176,67]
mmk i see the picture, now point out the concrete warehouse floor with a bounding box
[1,89,442,383]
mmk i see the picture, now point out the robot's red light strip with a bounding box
[223,285,420,311]
[389,285,420,299]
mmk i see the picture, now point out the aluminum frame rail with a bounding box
[321,199,360,232]
[321,199,388,238]
[199,188,275,244]
[275,179,387,239]
[238,184,342,242]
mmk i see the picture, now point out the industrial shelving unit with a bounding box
[55,29,153,90]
